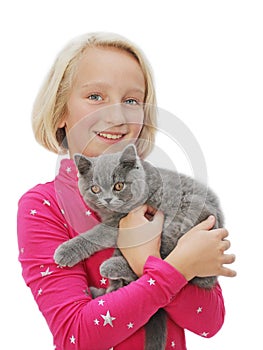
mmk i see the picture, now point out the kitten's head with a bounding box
[74,144,148,214]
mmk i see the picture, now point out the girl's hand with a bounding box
[117,205,164,277]
[165,215,236,281]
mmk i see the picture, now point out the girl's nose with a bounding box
[102,104,126,126]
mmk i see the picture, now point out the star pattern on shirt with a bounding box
[171,340,176,347]
[98,299,105,306]
[41,267,53,277]
[100,277,107,285]
[20,247,24,254]
[147,278,156,286]
[37,288,43,296]
[127,322,134,329]
[30,209,37,215]
[85,210,92,216]
[196,306,203,314]
[101,310,116,327]
[94,318,100,325]
[200,331,209,337]
[43,199,51,206]
[66,167,72,173]
[70,335,76,344]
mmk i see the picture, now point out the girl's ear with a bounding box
[58,119,66,128]
[74,154,93,175]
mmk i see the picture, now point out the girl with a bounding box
[17,32,236,350]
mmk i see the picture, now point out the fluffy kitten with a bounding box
[54,144,224,350]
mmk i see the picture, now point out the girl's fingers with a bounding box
[220,239,231,251]
[220,265,237,277]
[222,253,236,265]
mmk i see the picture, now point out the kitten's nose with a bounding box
[104,198,112,204]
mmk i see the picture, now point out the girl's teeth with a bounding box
[98,133,123,140]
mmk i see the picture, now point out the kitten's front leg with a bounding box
[54,224,118,267]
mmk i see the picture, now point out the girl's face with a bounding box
[61,47,146,157]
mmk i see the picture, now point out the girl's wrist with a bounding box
[164,253,195,281]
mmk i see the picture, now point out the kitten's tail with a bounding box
[145,308,167,350]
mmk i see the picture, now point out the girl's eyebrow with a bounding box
[81,81,145,96]
[81,81,111,90]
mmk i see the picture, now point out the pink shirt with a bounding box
[17,158,225,350]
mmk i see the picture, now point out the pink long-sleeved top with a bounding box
[17,158,225,350]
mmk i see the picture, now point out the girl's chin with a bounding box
[79,136,136,157]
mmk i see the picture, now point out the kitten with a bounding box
[54,144,224,350]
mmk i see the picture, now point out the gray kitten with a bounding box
[54,144,224,350]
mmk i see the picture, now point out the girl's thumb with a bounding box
[193,215,216,231]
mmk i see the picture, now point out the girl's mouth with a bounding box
[95,131,126,143]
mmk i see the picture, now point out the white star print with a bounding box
[196,307,203,314]
[70,335,76,344]
[41,267,53,277]
[101,310,116,327]
[94,319,100,325]
[127,322,134,329]
[98,299,105,306]
[85,210,92,216]
[66,167,72,173]
[100,278,107,285]
[201,331,209,337]
[30,209,37,215]
[43,199,51,206]
[147,278,156,286]
[61,208,65,215]
[37,288,43,296]
[20,248,24,254]
[171,340,176,347]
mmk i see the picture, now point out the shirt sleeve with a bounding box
[17,188,188,350]
[164,277,225,338]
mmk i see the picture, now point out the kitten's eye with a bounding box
[91,185,101,194]
[113,182,124,191]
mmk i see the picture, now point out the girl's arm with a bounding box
[17,190,187,350]
[164,281,225,338]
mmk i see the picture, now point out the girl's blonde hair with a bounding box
[32,32,157,158]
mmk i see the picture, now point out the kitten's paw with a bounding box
[100,260,121,280]
[100,258,137,283]
[54,241,82,267]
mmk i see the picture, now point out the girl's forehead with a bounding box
[73,47,145,92]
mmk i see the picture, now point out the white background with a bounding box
[1,0,262,349]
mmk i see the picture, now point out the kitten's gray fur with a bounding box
[54,144,224,350]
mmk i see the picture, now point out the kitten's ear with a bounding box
[74,153,92,175]
[119,144,138,165]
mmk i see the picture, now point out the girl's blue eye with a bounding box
[124,98,138,105]
[88,94,102,101]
